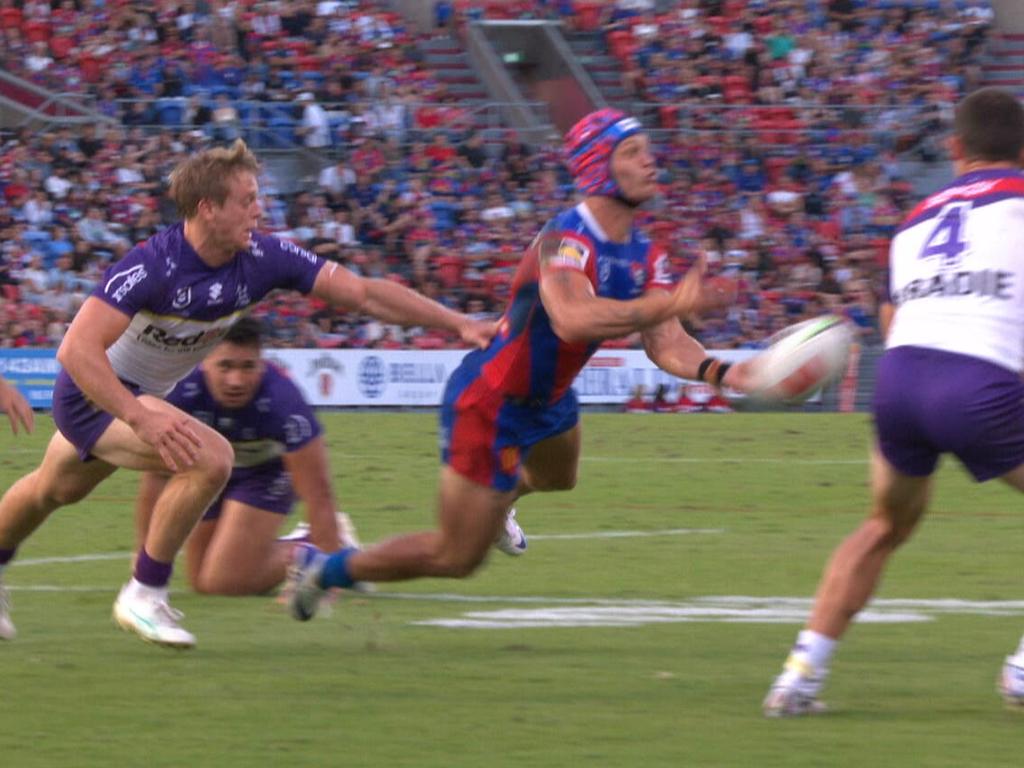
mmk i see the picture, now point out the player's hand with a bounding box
[720,358,756,394]
[0,378,34,435]
[130,407,202,472]
[668,257,737,320]
[457,317,499,349]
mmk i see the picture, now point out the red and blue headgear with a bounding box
[564,108,644,199]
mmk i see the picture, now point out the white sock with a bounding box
[1013,635,1024,660]
[787,629,838,674]
[126,578,168,603]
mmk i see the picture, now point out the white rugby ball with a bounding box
[748,315,853,404]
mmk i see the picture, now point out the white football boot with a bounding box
[494,507,527,556]
[279,512,361,548]
[284,543,329,622]
[763,658,828,717]
[0,581,16,641]
[1000,654,1024,708]
[113,582,196,649]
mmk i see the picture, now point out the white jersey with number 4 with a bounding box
[887,168,1024,373]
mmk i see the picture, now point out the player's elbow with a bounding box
[549,312,590,344]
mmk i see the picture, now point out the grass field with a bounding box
[2,411,1024,767]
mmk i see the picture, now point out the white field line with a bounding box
[14,552,132,567]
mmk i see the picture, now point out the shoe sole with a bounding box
[112,609,195,650]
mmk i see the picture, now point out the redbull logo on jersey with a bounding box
[139,324,227,350]
[564,109,643,198]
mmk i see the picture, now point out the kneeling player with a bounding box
[134,318,357,595]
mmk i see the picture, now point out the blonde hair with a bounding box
[168,139,261,219]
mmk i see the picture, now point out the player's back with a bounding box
[887,168,1024,373]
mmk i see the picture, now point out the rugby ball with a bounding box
[747,315,853,404]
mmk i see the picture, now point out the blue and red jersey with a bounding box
[459,202,673,405]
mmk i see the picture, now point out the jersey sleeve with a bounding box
[258,233,329,295]
[263,368,323,453]
[644,241,674,292]
[89,244,158,316]
[543,230,597,276]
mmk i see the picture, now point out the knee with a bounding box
[197,434,234,487]
[45,481,93,508]
[863,514,914,550]
[433,547,488,579]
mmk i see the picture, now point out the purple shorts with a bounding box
[52,370,141,462]
[873,346,1024,481]
[203,465,295,521]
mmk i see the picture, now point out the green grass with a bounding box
[3,412,1024,767]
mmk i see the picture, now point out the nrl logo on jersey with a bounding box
[172,287,192,310]
[551,237,590,270]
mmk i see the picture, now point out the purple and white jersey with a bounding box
[887,169,1024,372]
[92,224,327,395]
[167,364,322,471]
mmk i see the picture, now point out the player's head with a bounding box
[953,88,1024,165]
[564,108,656,206]
[169,138,262,252]
[203,317,265,409]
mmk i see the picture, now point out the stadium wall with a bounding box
[0,348,877,411]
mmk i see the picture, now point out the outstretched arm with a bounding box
[282,436,340,551]
[310,262,495,348]
[642,311,757,392]
[0,377,33,435]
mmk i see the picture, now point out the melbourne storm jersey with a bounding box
[463,202,673,404]
[92,224,326,395]
[887,168,1024,372]
[167,364,321,473]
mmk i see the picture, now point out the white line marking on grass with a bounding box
[529,528,723,540]
[582,457,867,465]
[8,585,114,592]
[405,595,1024,629]
[13,552,131,567]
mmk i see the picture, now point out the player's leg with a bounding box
[93,395,234,563]
[995,463,1024,705]
[95,395,233,648]
[0,431,117,641]
[518,424,582,493]
[496,424,583,556]
[187,500,289,595]
[286,468,514,621]
[764,446,932,716]
[0,431,118,551]
[808,447,932,636]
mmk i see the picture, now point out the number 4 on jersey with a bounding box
[919,202,970,266]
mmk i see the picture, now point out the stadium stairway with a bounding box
[416,35,491,118]
[563,31,632,111]
[980,33,1024,95]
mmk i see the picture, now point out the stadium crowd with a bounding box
[0,0,993,351]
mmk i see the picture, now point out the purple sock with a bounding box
[134,548,173,588]
[0,548,15,566]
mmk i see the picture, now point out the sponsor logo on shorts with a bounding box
[499,446,519,475]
